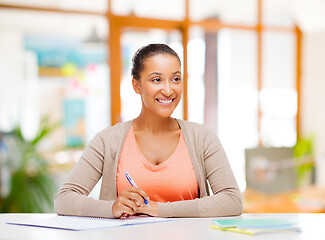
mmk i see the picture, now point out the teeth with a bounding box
[158,99,172,104]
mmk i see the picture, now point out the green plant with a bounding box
[1,117,59,213]
[293,135,315,187]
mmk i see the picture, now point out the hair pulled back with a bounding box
[131,43,181,81]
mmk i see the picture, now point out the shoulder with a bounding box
[91,120,133,144]
[177,119,215,137]
[177,119,221,151]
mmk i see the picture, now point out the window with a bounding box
[0,0,300,191]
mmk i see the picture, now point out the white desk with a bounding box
[0,213,324,240]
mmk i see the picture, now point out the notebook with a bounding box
[213,218,299,229]
[210,218,301,235]
[6,215,172,231]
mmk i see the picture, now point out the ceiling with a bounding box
[0,0,325,33]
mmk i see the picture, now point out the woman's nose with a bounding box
[161,82,173,96]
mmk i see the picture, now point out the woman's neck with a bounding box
[133,112,179,133]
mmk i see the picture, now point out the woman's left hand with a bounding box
[136,200,158,217]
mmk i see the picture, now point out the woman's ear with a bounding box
[132,78,141,94]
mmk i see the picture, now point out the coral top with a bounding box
[116,125,198,203]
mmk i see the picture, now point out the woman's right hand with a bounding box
[112,188,150,218]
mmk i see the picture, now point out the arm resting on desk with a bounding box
[55,131,116,219]
[158,188,242,217]
[157,122,243,217]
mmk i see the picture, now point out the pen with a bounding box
[125,171,150,208]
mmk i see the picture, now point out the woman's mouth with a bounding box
[156,98,175,105]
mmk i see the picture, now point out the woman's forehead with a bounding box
[143,54,181,71]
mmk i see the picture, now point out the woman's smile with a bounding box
[156,98,175,105]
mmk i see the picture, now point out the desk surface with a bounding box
[0,213,324,240]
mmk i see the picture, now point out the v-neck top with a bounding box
[116,125,198,203]
[55,119,243,218]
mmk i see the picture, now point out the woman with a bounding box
[55,43,243,218]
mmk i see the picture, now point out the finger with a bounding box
[119,197,139,212]
[121,190,146,207]
[118,205,135,216]
[112,201,135,218]
[129,188,150,203]
[130,188,149,199]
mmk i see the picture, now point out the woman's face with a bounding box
[132,53,183,118]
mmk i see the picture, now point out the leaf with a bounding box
[293,135,315,187]
[34,172,56,211]
[31,117,61,145]
[1,115,59,213]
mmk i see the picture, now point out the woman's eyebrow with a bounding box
[172,71,182,75]
[147,72,161,77]
[147,71,181,77]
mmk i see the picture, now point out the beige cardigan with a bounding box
[54,119,243,218]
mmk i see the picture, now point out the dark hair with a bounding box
[131,43,181,80]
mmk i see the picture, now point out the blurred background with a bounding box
[1,0,325,213]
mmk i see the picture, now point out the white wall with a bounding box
[301,32,325,155]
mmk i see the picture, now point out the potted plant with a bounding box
[1,117,59,213]
[293,136,315,188]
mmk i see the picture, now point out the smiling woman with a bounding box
[54,43,243,219]
[120,30,184,122]
[131,47,183,119]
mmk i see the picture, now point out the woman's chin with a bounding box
[155,109,176,118]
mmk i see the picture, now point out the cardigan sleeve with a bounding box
[157,124,243,217]
[54,132,115,218]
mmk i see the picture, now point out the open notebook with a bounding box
[6,215,172,231]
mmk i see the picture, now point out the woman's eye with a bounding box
[172,76,181,82]
[152,78,161,82]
